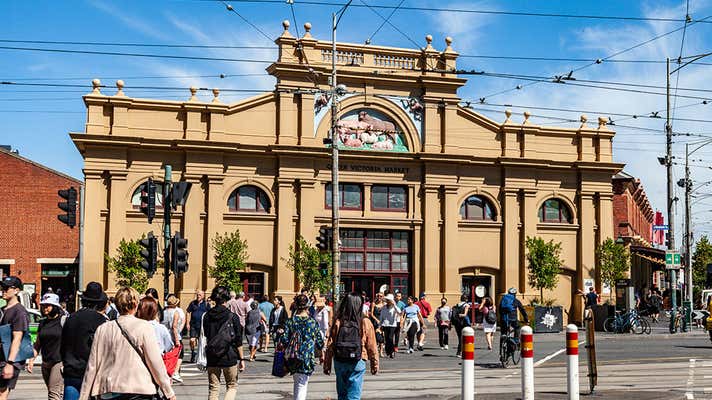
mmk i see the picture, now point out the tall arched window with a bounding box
[538,198,573,223]
[130,182,164,208]
[459,195,497,221]
[228,185,271,213]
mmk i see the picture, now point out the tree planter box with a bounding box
[532,306,564,333]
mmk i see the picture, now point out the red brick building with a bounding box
[612,171,664,291]
[0,147,81,308]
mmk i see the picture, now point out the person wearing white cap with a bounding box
[28,293,66,400]
[379,294,401,358]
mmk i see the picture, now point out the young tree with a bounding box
[596,238,630,302]
[106,238,151,293]
[692,235,712,301]
[284,237,332,294]
[525,236,563,304]
[208,230,249,293]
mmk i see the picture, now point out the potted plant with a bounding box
[526,236,564,333]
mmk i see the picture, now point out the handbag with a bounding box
[196,314,207,371]
[115,320,168,400]
[162,344,182,377]
[271,349,288,378]
[0,324,33,363]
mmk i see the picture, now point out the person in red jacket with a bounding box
[415,292,432,349]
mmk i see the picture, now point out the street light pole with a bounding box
[330,11,341,305]
[666,58,678,325]
[685,144,691,315]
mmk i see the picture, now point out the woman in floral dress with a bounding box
[279,294,325,400]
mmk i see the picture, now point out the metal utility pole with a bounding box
[685,144,692,312]
[666,58,678,326]
[330,11,341,304]
[163,165,172,299]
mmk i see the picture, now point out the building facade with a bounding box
[71,23,622,323]
[0,147,81,309]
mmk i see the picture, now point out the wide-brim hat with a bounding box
[384,293,395,303]
[80,281,108,303]
[40,293,61,308]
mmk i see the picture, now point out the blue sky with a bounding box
[3,0,712,238]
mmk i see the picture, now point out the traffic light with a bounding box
[171,231,188,274]
[139,232,158,277]
[316,225,332,251]
[139,178,156,223]
[318,261,329,277]
[58,186,77,228]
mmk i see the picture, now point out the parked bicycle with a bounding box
[499,323,521,368]
[603,309,651,334]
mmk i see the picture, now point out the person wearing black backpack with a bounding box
[478,297,497,350]
[203,286,245,400]
[324,292,379,400]
[451,294,471,358]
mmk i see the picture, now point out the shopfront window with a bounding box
[326,183,363,210]
[339,229,409,273]
[371,185,407,211]
[459,195,496,221]
[538,198,573,223]
[228,185,271,213]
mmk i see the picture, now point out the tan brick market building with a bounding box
[71,22,623,323]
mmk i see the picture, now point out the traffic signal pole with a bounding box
[330,11,341,304]
[666,58,678,330]
[163,165,172,300]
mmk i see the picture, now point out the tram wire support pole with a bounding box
[163,164,172,300]
[665,57,678,330]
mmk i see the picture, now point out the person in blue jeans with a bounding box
[324,292,379,400]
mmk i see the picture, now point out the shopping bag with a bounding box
[196,315,208,371]
[162,344,182,376]
[271,350,288,378]
[0,325,33,362]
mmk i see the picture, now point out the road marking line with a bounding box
[685,358,695,400]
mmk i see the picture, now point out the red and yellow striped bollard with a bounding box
[521,325,534,400]
[566,324,579,400]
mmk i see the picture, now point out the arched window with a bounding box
[538,198,573,223]
[228,185,271,213]
[130,182,164,208]
[459,195,497,221]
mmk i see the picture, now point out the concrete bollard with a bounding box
[521,325,534,400]
[461,327,475,400]
[566,324,579,400]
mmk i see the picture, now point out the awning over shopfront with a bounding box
[630,246,665,270]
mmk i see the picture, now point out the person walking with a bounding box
[136,296,174,354]
[479,297,497,351]
[278,294,324,400]
[28,293,65,400]
[269,296,288,343]
[203,286,245,400]
[394,292,406,352]
[435,297,451,350]
[186,290,209,363]
[314,295,331,361]
[228,292,252,327]
[79,287,175,400]
[144,288,163,321]
[162,295,186,383]
[61,282,108,400]
[370,292,385,357]
[452,294,471,357]
[0,276,30,400]
[258,295,275,352]
[648,289,662,323]
[245,302,266,362]
[324,292,379,400]
[414,292,432,349]
[401,296,425,353]
[379,294,400,358]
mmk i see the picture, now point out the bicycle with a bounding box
[603,309,650,334]
[669,306,688,334]
[499,322,521,368]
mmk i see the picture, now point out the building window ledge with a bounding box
[537,223,580,231]
[458,220,503,229]
[223,212,277,222]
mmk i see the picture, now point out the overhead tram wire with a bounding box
[671,0,691,125]
[1,73,270,81]
[364,0,407,45]
[220,1,275,43]
[0,81,275,93]
[0,39,276,49]
[477,14,712,101]
[191,0,712,24]
[356,0,421,50]
[457,54,712,65]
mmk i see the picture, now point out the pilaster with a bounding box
[442,185,460,295]
[422,184,440,295]
[275,178,296,295]
[297,179,318,242]
[576,192,596,324]
[277,92,298,145]
[522,189,538,293]
[83,170,105,286]
[205,175,225,291]
[106,170,128,292]
[180,174,206,299]
[501,189,520,296]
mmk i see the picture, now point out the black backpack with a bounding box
[206,317,236,359]
[451,303,464,326]
[334,320,362,362]
[485,307,497,324]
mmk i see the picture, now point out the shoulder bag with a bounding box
[115,320,168,400]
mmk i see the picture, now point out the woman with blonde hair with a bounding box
[79,287,175,400]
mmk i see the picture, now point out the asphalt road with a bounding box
[15,321,712,399]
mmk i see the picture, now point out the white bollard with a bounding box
[521,325,534,400]
[566,324,580,400]
[461,327,475,400]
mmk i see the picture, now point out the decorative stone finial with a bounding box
[445,36,453,51]
[504,109,512,124]
[580,114,588,128]
[523,111,531,124]
[303,22,312,38]
[280,20,293,38]
[189,86,198,102]
[115,80,125,96]
[212,88,221,103]
[424,34,434,51]
[91,78,102,94]
[598,116,607,128]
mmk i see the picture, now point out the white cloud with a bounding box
[88,0,171,41]
[427,1,497,53]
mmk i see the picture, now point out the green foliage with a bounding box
[106,237,151,293]
[285,236,332,294]
[208,230,249,293]
[692,235,712,300]
[525,236,563,304]
[597,238,630,301]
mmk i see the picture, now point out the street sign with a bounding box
[653,225,669,231]
[666,251,682,269]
